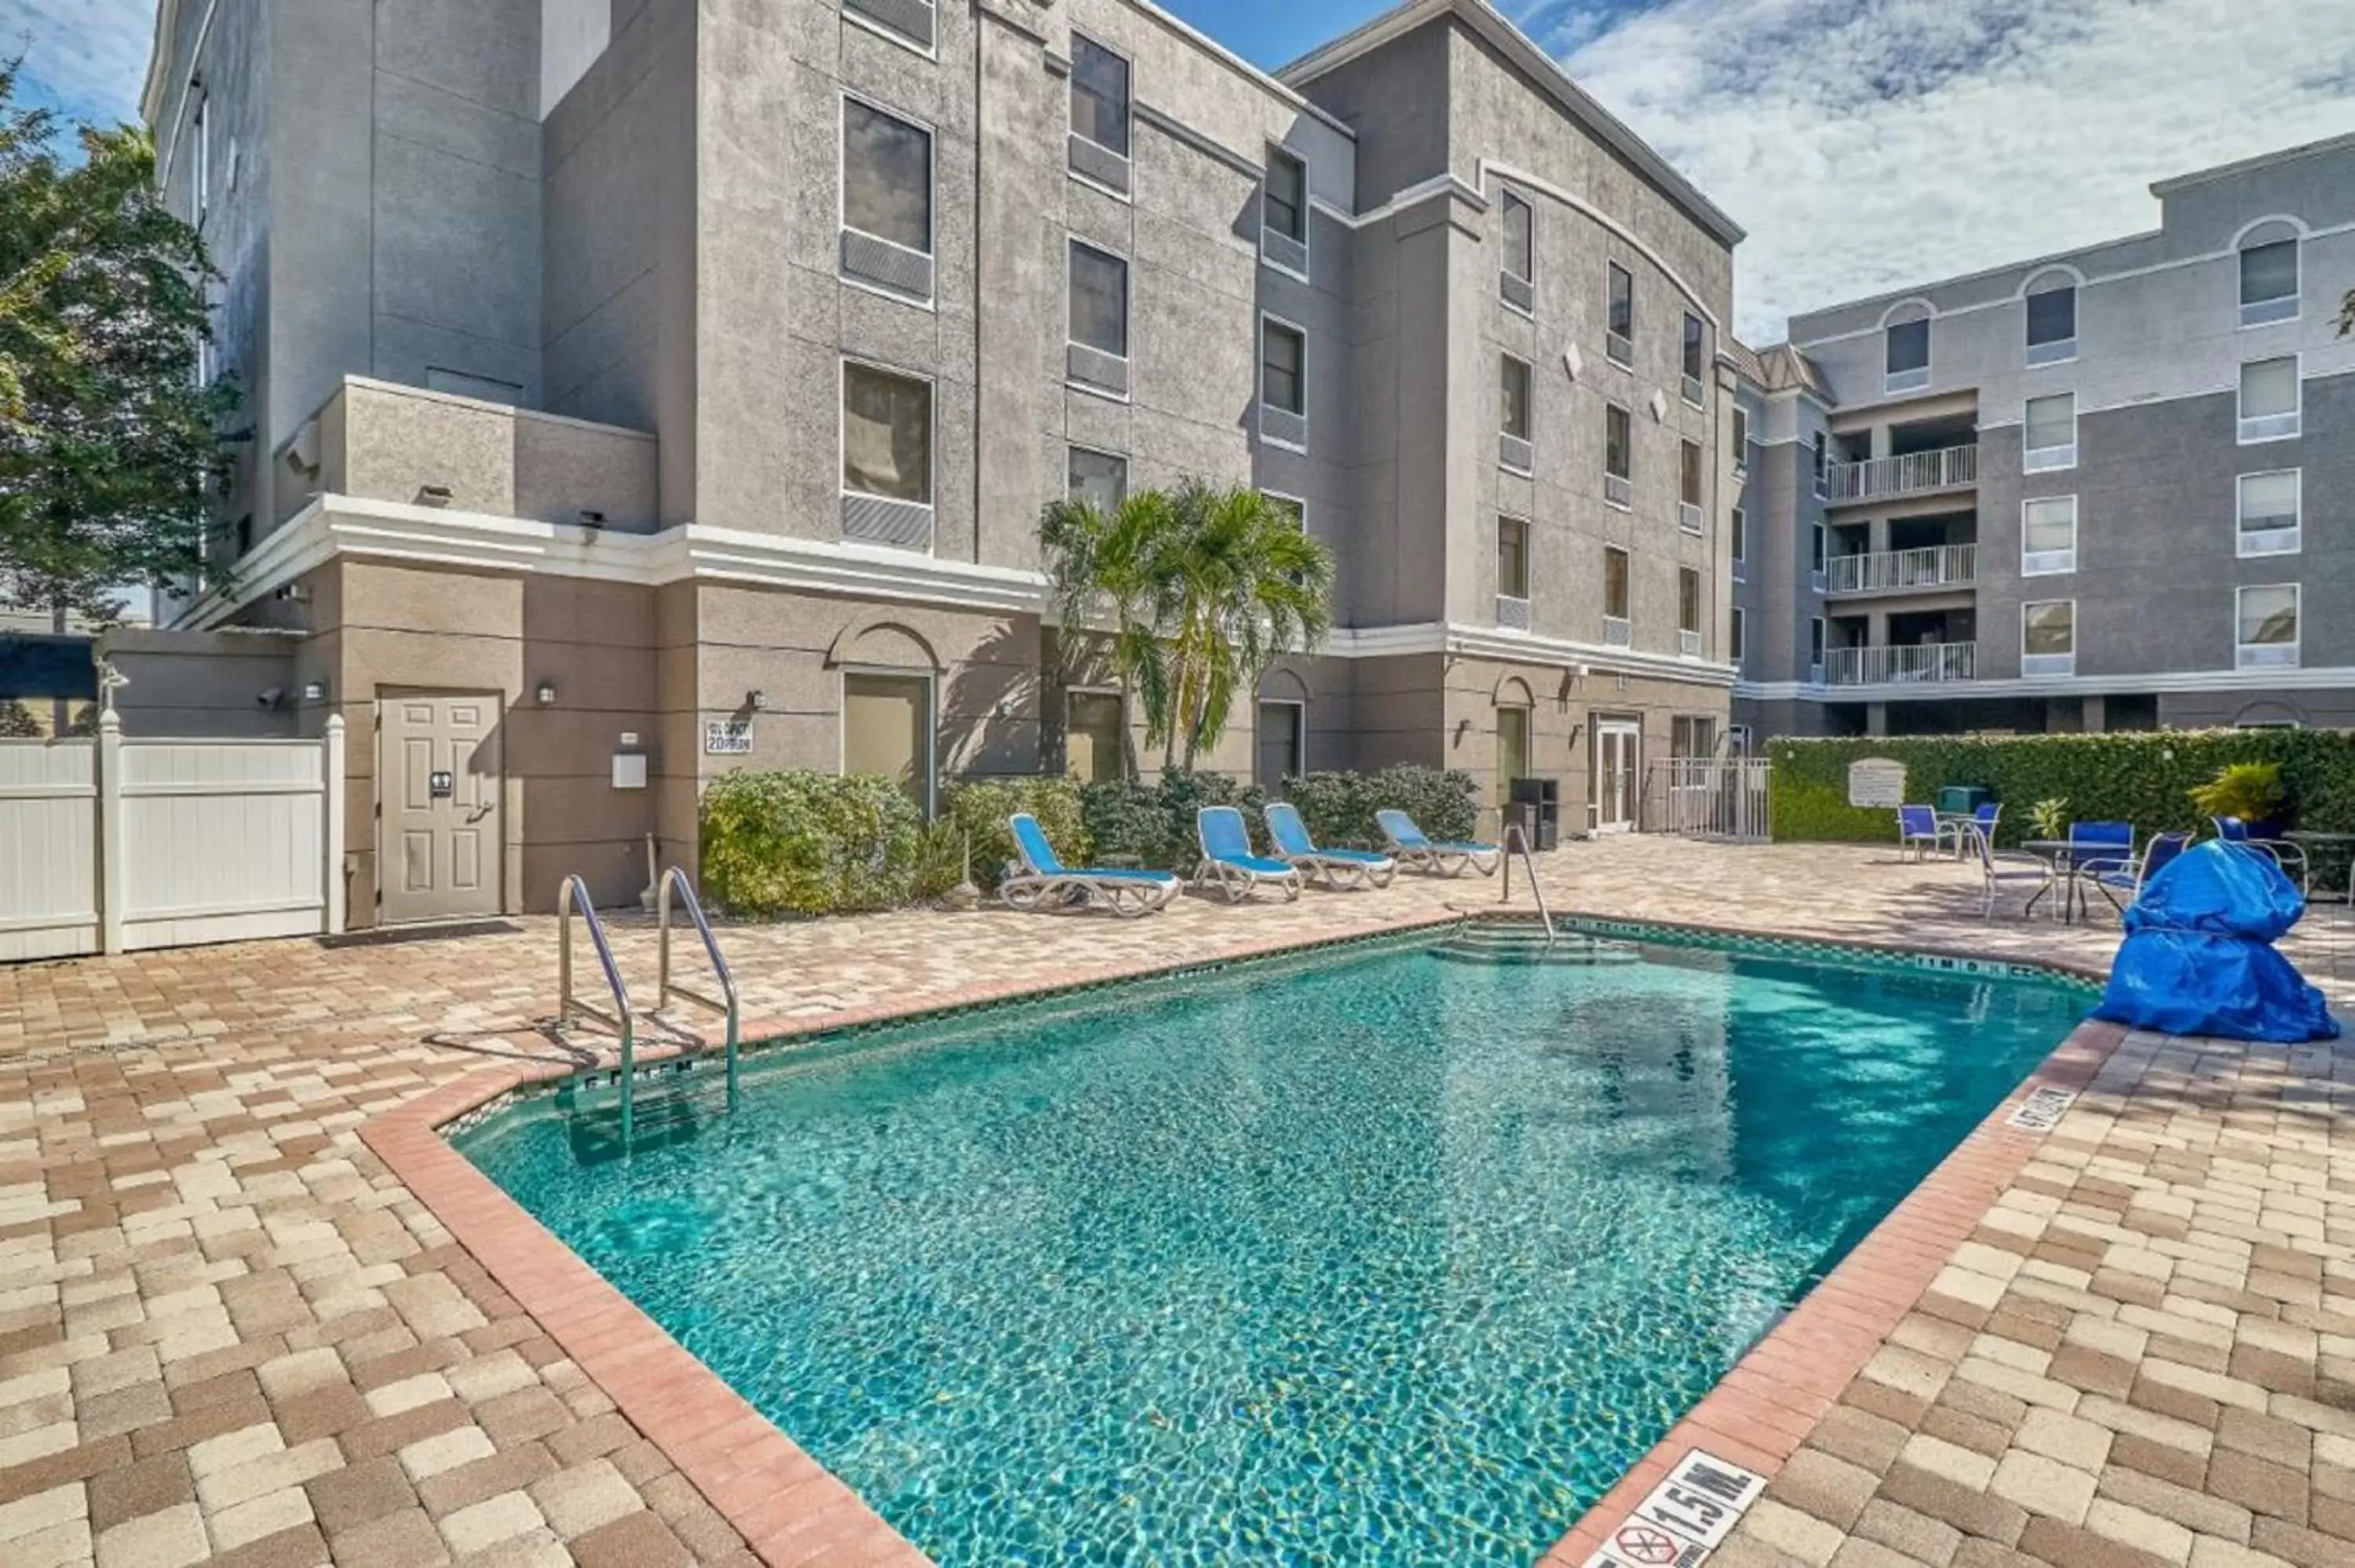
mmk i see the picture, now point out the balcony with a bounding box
[1825,543,1976,596]
[1822,443,1977,505]
[1824,641,1977,686]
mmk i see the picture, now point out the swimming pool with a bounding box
[455,928,2089,1566]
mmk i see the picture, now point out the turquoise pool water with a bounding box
[455,932,2087,1566]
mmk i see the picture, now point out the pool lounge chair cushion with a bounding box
[1375,809,1500,877]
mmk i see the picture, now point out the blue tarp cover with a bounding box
[2094,841,2339,1043]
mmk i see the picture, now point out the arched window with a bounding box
[2023,270,2077,363]
[2238,221,2300,326]
[1883,303,1930,393]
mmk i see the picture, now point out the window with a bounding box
[2238,470,2300,557]
[2021,495,2077,575]
[1261,491,1305,530]
[2025,276,2076,363]
[1670,716,1714,759]
[1499,354,1532,472]
[1603,545,1630,629]
[2023,392,2076,472]
[2239,356,2299,441]
[1678,441,1703,533]
[1068,447,1127,513]
[842,362,933,504]
[1810,522,1827,580]
[1069,35,1130,157]
[1606,263,1634,363]
[1811,430,1827,496]
[1065,691,1125,784]
[1680,313,1705,404]
[1884,308,1930,392]
[841,97,934,301]
[1261,318,1305,448]
[2239,227,2299,326]
[1496,515,1530,600]
[2238,584,2299,668]
[843,0,937,51]
[1494,705,1529,797]
[1263,146,1306,244]
[1731,406,1748,468]
[1809,617,1826,680]
[1256,701,1305,790]
[1730,605,1747,668]
[191,93,210,222]
[1729,508,1746,576]
[2021,600,2075,676]
[1068,240,1128,361]
[1501,191,1533,290]
[1678,567,1702,656]
[1604,403,1631,506]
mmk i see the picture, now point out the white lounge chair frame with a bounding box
[999,814,1181,918]
[1263,803,1396,891]
[1193,806,1302,903]
[1376,809,1500,878]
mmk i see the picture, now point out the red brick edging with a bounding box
[358,910,2120,1568]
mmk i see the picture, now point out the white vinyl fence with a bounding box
[1642,757,1773,843]
[0,713,345,961]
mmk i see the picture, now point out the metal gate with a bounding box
[1642,757,1772,842]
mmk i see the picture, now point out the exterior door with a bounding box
[1255,700,1304,792]
[1066,691,1125,783]
[1594,721,1639,830]
[844,672,933,813]
[378,693,502,924]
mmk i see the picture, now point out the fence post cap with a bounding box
[98,709,122,734]
[324,713,345,735]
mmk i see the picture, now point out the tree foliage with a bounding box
[0,60,236,622]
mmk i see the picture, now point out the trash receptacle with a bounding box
[1938,785,1991,815]
[1509,777,1560,850]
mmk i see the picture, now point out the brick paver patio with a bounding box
[1,837,2350,1567]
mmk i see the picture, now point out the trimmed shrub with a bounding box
[1081,769,1268,871]
[1769,731,2355,846]
[1283,765,1479,850]
[937,776,1091,891]
[699,771,926,917]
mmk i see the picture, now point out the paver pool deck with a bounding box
[2,837,2353,1568]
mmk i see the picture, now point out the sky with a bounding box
[9,0,2355,339]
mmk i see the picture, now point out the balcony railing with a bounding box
[1821,443,1977,504]
[1824,640,1977,686]
[1825,542,1977,595]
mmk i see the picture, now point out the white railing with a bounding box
[1822,443,1977,503]
[1824,641,1977,686]
[1643,758,1771,842]
[1825,542,1977,595]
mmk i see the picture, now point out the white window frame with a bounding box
[1811,431,1827,498]
[1809,616,1826,684]
[2236,469,2301,559]
[1259,143,1311,282]
[839,354,938,510]
[1066,236,1131,399]
[1066,30,1134,202]
[2238,232,2300,328]
[2237,355,2301,443]
[1729,506,1746,582]
[842,0,939,59]
[2021,494,2078,577]
[1260,489,1306,531]
[2236,583,2301,669]
[1678,439,1704,534]
[1499,352,1534,472]
[1258,311,1308,453]
[838,89,937,309]
[2021,392,2076,472]
[2021,600,2076,678]
[1883,310,1930,394]
[1679,312,1706,407]
[1067,444,1129,509]
[2023,277,2077,365]
[192,91,210,224]
[1602,401,1632,508]
[1731,406,1748,472]
[1601,544,1631,640]
[1730,605,1747,671]
[1499,189,1534,312]
[1605,262,1634,367]
[1495,511,1532,609]
[1810,523,1827,590]
[1677,566,1703,658]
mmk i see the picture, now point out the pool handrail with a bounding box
[657,866,740,1111]
[557,874,639,1142]
[1499,822,1556,943]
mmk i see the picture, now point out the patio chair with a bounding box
[2214,815,2309,892]
[1263,802,1397,891]
[1964,822,2057,921]
[2088,830,2194,916]
[1193,806,1302,903]
[1375,808,1501,878]
[1937,801,2001,857]
[999,813,1182,918]
[1897,804,1941,862]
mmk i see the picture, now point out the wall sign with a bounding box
[428,771,455,800]
[1846,757,1906,809]
[704,720,753,756]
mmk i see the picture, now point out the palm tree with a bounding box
[1037,488,1176,780]
[1157,480,1335,770]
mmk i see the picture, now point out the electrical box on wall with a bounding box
[612,746,648,790]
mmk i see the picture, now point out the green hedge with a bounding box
[1769,731,2355,846]
[700,771,928,917]
[935,776,1090,892]
[1081,770,1266,871]
[1284,765,1478,850]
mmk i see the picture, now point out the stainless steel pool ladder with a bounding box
[655,866,740,1113]
[1498,822,1557,944]
[557,874,640,1142]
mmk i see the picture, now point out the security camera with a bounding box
[257,686,285,707]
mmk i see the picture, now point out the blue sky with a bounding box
[8,0,2353,337]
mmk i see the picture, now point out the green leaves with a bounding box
[2188,761,2285,824]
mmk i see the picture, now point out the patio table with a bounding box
[2021,838,2118,924]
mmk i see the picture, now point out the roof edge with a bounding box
[2149,129,2355,198]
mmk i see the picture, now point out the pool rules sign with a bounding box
[1583,1449,1768,1568]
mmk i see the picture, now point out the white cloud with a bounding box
[1,0,153,125]
[1539,0,2355,341]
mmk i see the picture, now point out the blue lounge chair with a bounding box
[1375,809,1500,878]
[1264,802,1396,891]
[1897,804,1941,862]
[1000,813,1181,918]
[1193,806,1302,903]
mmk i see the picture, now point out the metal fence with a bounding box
[1641,757,1772,842]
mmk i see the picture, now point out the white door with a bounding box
[1594,723,1639,830]
[378,694,502,924]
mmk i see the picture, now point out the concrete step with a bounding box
[1431,926,1639,966]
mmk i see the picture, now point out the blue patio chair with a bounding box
[1963,822,2056,921]
[1375,808,1500,878]
[1939,800,2002,856]
[1897,804,1941,862]
[1194,806,1302,903]
[999,813,1182,918]
[2214,815,2309,892]
[2090,831,2194,916]
[1263,802,1397,891]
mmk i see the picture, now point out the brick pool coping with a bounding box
[356,908,2118,1568]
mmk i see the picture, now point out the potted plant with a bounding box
[2026,797,2070,841]
[2189,760,2287,837]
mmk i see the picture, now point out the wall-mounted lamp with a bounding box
[746,689,769,711]
[301,680,328,703]
[274,582,311,604]
[415,483,454,508]
[577,509,606,529]
[535,681,557,705]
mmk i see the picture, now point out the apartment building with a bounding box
[141,0,1741,923]
[1733,133,2355,741]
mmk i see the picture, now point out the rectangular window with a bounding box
[1603,545,1630,619]
[2025,286,2076,361]
[1731,406,1748,467]
[842,362,933,504]
[2022,600,2075,676]
[1885,315,1930,391]
[843,0,937,52]
[2239,356,2299,441]
[1070,35,1130,156]
[1261,319,1305,417]
[1068,240,1128,358]
[1261,492,1305,530]
[1263,146,1306,244]
[1603,403,1631,505]
[1501,191,1533,285]
[1809,616,1826,678]
[840,97,934,301]
[1670,716,1714,759]
[1678,567,1702,657]
[2023,392,2076,472]
[1729,508,1746,572]
[2021,495,2077,575]
[1811,430,1827,496]
[1678,440,1703,533]
[1068,447,1127,513]
[1810,523,1826,577]
[1606,263,1634,363]
[1496,515,1529,600]
[2240,239,2299,325]
[2238,469,2300,557]
[192,93,210,221]
[1499,354,1532,441]
[2238,584,2299,668]
[1680,313,1705,404]
[1495,706,1528,797]
[1730,605,1747,667]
